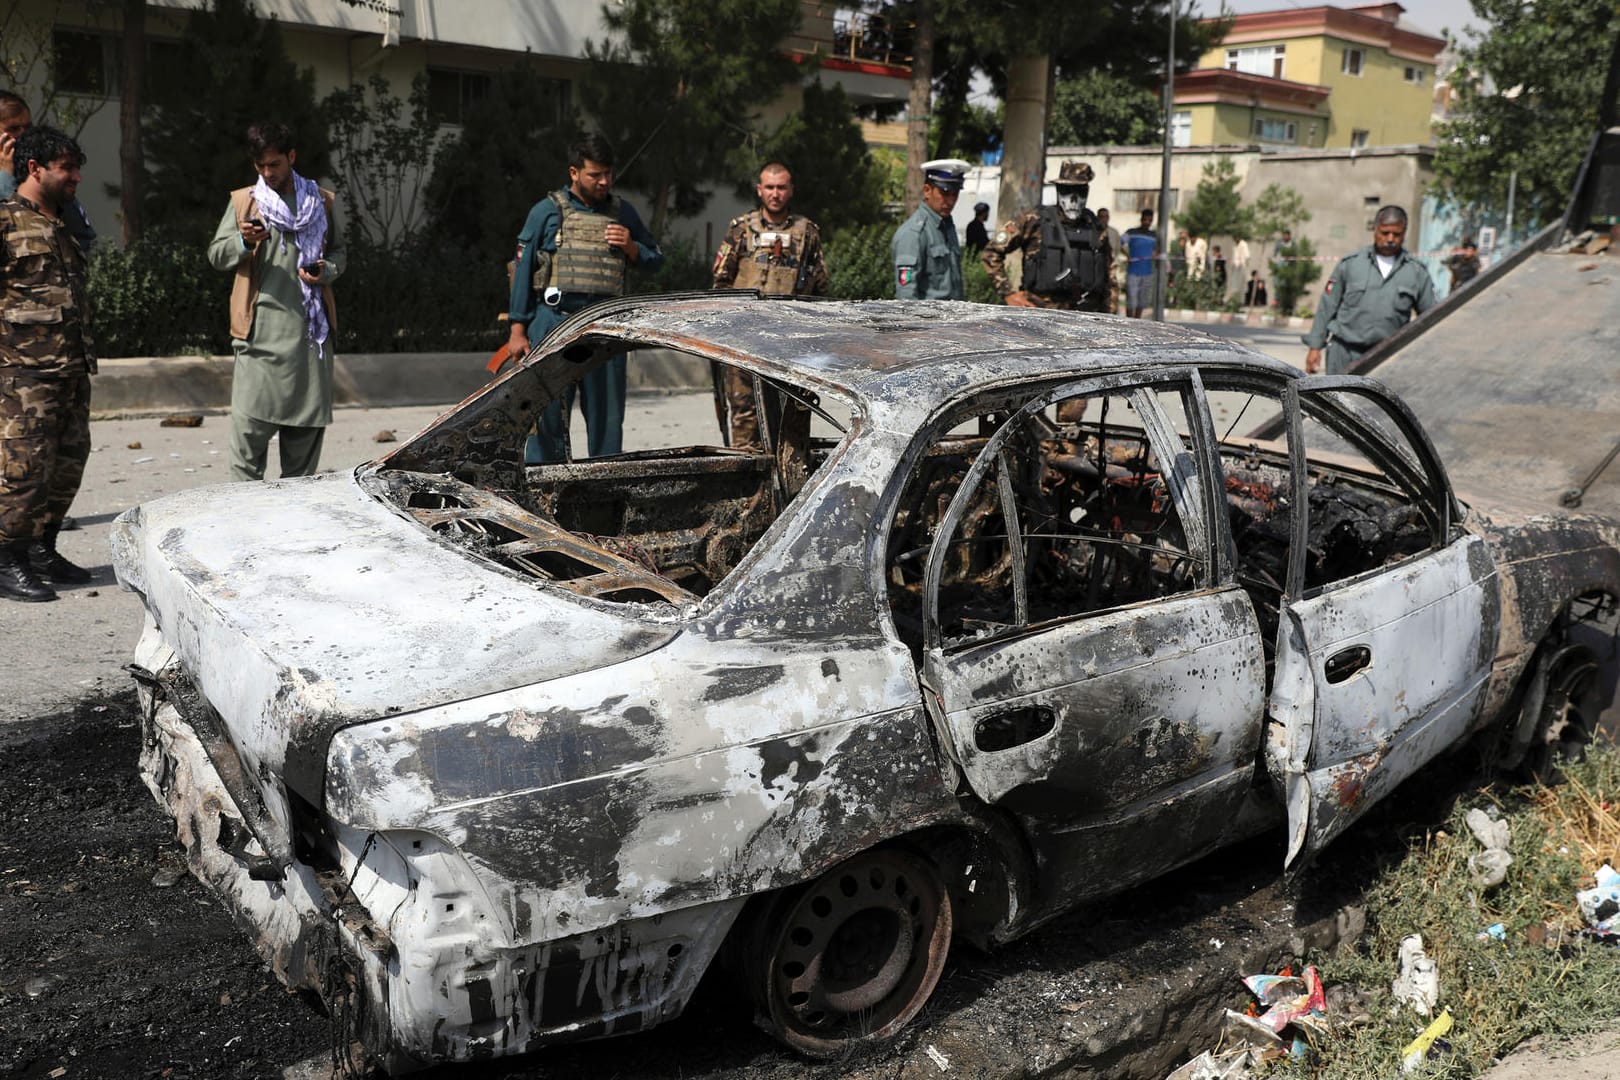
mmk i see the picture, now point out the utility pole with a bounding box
[1153,0,1176,321]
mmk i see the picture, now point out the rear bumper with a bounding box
[132,620,744,1071]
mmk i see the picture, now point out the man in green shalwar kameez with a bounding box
[207,121,344,481]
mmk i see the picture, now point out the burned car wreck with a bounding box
[112,296,1620,1071]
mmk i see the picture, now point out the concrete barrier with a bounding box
[90,348,714,419]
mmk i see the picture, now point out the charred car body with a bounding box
[112,297,1620,1071]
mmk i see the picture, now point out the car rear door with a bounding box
[917,370,1268,890]
[1267,376,1498,867]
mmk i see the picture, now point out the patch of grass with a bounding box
[1271,747,1620,1078]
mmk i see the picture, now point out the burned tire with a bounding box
[737,846,952,1058]
[1516,644,1601,783]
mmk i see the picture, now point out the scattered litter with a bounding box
[184,468,196,474]
[132,456,155,464]
[1166,1048,1263,1079]
[1391,934,1439,1016]
[160,414,204,427]
[374,429,397,443]
[924,1044,950,1072]
[1242,965,1327,1037]
[1464,807,1512,890]
[169,452,181,458]
[48,1068,65,1079]
[1209,937,1224,950]
[1579,262,1601,272]
[1576,864,1620,938]
[1400,1008,1454,1073]
[126,441,142,450]
[1476,922,1507,943]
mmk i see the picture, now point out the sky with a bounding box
[1191,0,1486,44]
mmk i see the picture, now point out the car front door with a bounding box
[1266,376,1497,867]
[917,371,1268,898]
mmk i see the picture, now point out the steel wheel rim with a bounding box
[765,848,950,1052]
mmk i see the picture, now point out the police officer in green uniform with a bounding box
[711,161,828,448]
[1304,205,1436,375]
[892,158,970,300]
[507,133,662,463]
[0,126,94,602]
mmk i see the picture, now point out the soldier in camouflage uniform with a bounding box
[0,126,95,602]
[711,161,828,448]
[981,161,1112,313]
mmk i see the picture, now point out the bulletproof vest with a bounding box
[1027,206,1109,298]
[0,198,94,375]
[546,189,626,297]
[732,213,812,295]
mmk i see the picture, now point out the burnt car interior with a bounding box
[373,346,854,605]
[886,375,1443,667]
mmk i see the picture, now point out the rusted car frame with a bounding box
[113,296,1620,1072]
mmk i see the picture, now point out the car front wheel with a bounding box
[737,846,952,1057]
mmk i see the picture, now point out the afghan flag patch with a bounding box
[897,266,915,287]
[1325,280,1336,294]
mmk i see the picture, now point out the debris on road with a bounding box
[126,441,141,450]
[372,429,396,443]
[160,414,205,428]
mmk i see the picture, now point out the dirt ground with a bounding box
[4,689,1496,1080]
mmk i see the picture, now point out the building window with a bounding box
[1171,110,1191,148]
[428,68,494,125]
[53,29,114,96]
[1252,117,1298,144]
[1115,188,1179,215]
[1404,65,1425,84]
[1341,48,1364,76]
[1225,44,1286,79]
[1350,129,1370,148]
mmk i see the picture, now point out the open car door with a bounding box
[1267,376,1498,868]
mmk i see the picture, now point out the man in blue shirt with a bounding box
[507,133,662,462]
[1122,208,1157,318]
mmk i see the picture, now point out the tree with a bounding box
[578,0,802,234]
[142,0,328,238]
[421,65,579,266]
[1270,234,1321,316]
[736,80,885,236]
[1247,182,1309,242]
[324,73,437,246]
[904,0,934,214]
[1175,157,1248,238]
[1435,0,1620,232]
[118,0,145,246]
[0,0,112,136]
[1047,70,1159,147]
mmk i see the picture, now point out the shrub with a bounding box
[826,222,900,300]
[89,232,229,357]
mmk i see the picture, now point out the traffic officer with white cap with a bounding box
[892,158,970,300]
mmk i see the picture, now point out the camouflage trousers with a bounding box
[0,371,91,542]
[711,361,762,450]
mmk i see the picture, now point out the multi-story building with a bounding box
[5,0,910,250]
[1173,3,1444,150]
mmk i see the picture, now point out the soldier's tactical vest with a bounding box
[0,199,94,375]
[732,213,812,295]
[546,189,626,297]
[1027,207,1109,298]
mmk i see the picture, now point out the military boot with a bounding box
[29,527,93,585]
[0,540,57,602]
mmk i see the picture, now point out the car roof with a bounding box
[576,295,1298,408]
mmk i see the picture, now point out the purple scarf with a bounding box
[252,171,329,346]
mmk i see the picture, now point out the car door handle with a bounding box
[974,706,1056,752]
[1324,645,1372,684]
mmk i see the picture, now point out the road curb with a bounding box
[90,349,715,420]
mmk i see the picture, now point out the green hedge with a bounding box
[88,233,227,356]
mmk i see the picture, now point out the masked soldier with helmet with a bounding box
[711,161,828,448]
[982,160,1112,312]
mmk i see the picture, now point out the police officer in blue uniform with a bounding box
[892,159,970,301]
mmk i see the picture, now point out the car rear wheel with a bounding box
[738,846,952,1057]
[1518,644,1600,782]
